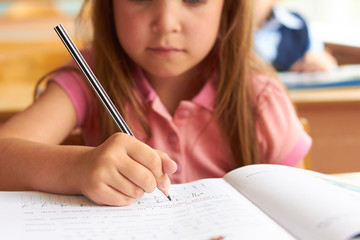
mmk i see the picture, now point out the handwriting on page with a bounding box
[15,179,294,240]
[20,182,228,209]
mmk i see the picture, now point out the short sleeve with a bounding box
[254,74,312,166]
[48,70,89,127]
[47,50,95,129]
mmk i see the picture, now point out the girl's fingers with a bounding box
[116,155,158,193]
[128,144,163,177]
[289,61,303,72]
[121,135,173,190]
[154,150,177,175]
[106,167,145,199]
[85,182,136,206]
[90,133,175,200]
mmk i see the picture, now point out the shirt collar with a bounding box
[269,6,305,30]
[133,67,156,102]
[192,72,217,111]
[133,67,217,112]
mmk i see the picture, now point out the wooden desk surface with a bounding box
[289,87,360,174]
[289,87,360,104]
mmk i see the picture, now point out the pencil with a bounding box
[54,24,171,201]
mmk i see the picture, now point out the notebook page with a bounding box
[0,178,295,240]
[224,164,360,240]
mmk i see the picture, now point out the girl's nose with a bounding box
[151,2,181,34]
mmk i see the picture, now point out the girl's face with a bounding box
[113,0,224,80]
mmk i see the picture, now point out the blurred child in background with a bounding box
[254,0,337,72]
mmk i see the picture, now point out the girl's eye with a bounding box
[128,0,152,5]
[128,0,205,4]
[184,0,206,4]
[129,0,151,2]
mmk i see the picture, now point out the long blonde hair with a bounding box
[77,0,274,167]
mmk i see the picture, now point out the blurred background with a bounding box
[0,0,83,113]
[2,0,359,110]
[279,0,360,47]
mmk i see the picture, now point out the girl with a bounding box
[0,0,311,206]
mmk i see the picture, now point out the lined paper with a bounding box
[0,179,295,240]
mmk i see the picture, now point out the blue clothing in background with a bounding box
[255,6,324,71]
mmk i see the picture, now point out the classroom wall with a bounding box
[280,0,360,47]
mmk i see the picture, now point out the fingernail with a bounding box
[158,177,171,190]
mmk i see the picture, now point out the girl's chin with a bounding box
[141,63,201,81]
[142,68,190,80]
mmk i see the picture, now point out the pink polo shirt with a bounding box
[50,54,312,184]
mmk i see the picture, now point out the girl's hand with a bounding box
[289,51,337,73]
[76,133,177,206]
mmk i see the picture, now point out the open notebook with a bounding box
[278,64,360,90]
[1,164,359,240]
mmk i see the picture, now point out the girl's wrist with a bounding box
[32,145,93,195]
[61,146,94,195]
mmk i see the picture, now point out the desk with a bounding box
[288,42,360,174]
[325,43,360,66]
[290,87,360,174]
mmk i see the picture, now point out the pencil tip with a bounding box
[167,195,172,201]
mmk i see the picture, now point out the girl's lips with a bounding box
[147,47,183,56]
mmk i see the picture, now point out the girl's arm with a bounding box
[0,83,176,206]
[289,51,337,73]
